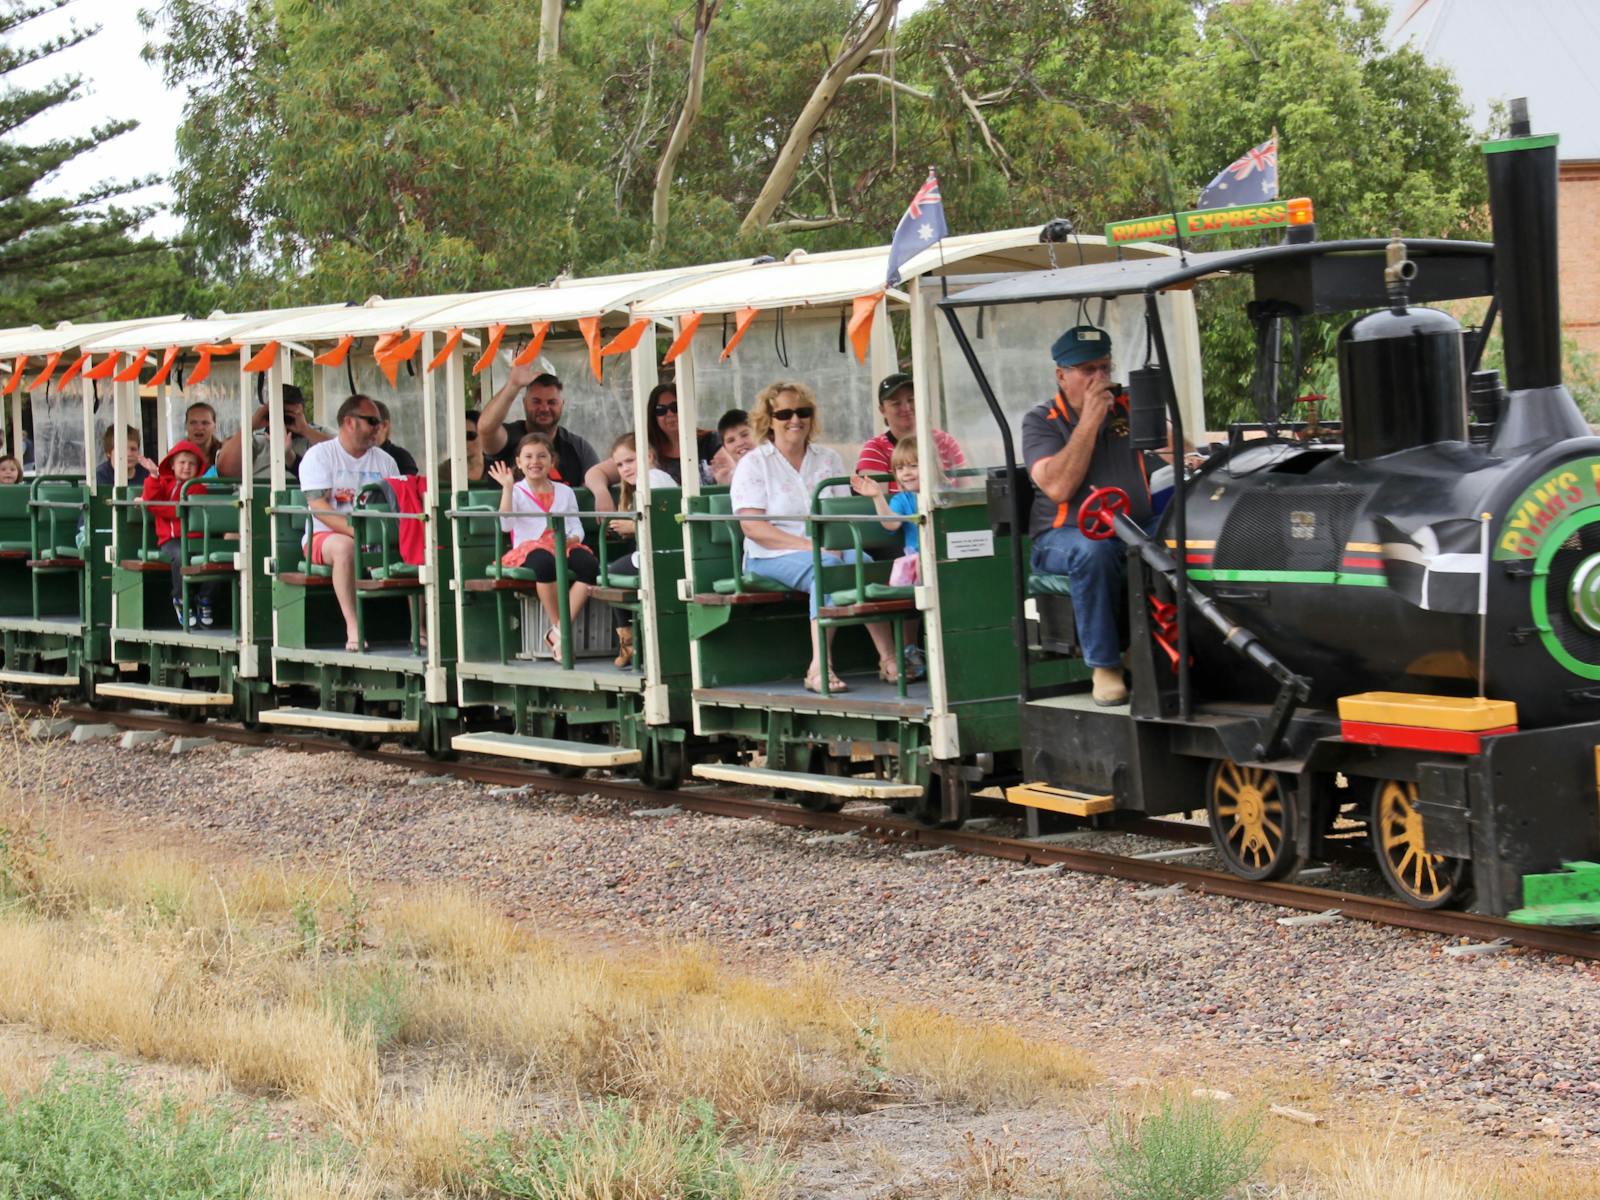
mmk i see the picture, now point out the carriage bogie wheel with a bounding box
[1204,759,1303,882]
[342,731,379,752]
[1371,779,1470,909]
[639,739,686,791]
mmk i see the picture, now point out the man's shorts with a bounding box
[309,531,350,566]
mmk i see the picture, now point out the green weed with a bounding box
[854,1013,892,1094]
[334,884,369,952]
[292,892,320,955]
[474,1098,788,1200]
[0,1063,293,1198]
[1098,1096,1273,1200]
[322,961,412,1049]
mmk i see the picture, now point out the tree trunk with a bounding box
[538,0,563,65]
[738,0,898,235]
[652,0,719,254]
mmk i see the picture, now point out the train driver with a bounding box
[1022,325,1151,707]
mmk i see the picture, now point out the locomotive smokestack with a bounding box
[1485,98,1589,454]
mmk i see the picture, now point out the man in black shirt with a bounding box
[373,400,419,475]
[1021,325,1152,705]
[478,364,603,503]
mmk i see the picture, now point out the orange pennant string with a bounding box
[242,341,280,374]
[599,319,650,359]
[314,334,354,367]
[57,352,89,388]
[26,351,62,391]
[847,292,883,366]
[512,321,550,368]
[195,343,240,357]
[112,348,151,383]
[662,312,704,365]
[372,331,406,359]
[84,352,121,381]
[472,324,506,376]
[427,328,463,372]
[147,346,181,388]
[3,357,27,396]
[577,316,603,382]
[187,349,214,387]
[718,308,761,363]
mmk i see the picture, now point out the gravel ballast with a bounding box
[32,735,1600,1155]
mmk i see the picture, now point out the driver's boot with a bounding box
[1091,666,1128,706]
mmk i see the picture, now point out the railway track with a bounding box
[29,700,1600,963]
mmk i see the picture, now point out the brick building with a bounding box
[1388,0,1600,355]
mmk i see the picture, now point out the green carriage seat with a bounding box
[184,486,241,567]
[1028,572,1073,597]
[699,492,791,596]
[32,482,86,562]
[814,495,908,608]
[353,487,420,582]
[0,485,32,554]
[286,490,332,578]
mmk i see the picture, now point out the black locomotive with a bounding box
[945,102,1600,922]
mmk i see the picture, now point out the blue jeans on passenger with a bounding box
[744,548,871,618]
[1031,525,1130,669]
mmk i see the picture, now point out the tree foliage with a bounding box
[145,0,1491,425]
[0,0,175,327]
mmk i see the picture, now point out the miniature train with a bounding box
[0,105,1595,925]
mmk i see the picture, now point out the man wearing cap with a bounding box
[855,372,967,481]
[1022,325,1152,706]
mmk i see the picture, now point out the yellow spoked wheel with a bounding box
[1205,759,1303,882]
[1371,780,1470,909]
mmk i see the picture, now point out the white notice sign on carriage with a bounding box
[946,530,995,560]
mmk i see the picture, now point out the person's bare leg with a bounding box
[568,580,591,621]
[865,620,897,663]
[322,535,359,648]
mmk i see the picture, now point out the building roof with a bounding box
[1386,0,1600,160]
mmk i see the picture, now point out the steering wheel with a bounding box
[1077,486,1131,541]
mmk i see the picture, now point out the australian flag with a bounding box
[886,170,947,286]
[1196,135,1278,210]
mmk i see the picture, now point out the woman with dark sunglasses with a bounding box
[729,380,900,693]
[646,383,729,485]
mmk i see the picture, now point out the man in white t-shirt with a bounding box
[297,394,399,650]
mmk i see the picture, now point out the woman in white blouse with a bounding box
[730,381,900,693]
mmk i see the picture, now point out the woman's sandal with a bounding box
[804,669,848,694]
[545,626,563,659]
[879,656,925,683]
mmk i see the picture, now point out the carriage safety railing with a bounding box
[446,504,639,671]
[26,476,92,621]
[111,482,243,569]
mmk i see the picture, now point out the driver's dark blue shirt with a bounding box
[1020,390,1151,538]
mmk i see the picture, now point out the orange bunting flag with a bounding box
[314,334,354,367]
[577,316,603,382]
[147,346,181,388]
[57,352,90,388]
[427,327,463,372]
[662,312,704,365]
[3,357,27,396]
[374,330,424,385]
[185,343,238,388]
[718,307,760,363]
[848,292,883,366]
[113,348,151,383]
[242,341,280,374]
[599,319,650,360]
[472,323,506,376]
[84,352,122,381]
[26,351,62,391]
[512,321,551,367]
[372,330,406,360]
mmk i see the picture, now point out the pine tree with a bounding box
[0,0,175,327]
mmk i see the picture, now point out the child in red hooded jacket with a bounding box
[138,440,219,628]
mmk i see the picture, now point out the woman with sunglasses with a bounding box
[730,380,901,693]
[646,383,730,485]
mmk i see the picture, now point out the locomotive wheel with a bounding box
[1371,780,1470,909]
[1205,759,1302,881]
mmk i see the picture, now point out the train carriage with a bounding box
[634,229,1202,821]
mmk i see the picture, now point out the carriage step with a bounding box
[1004,782,1114,816]
[691,762,923,799]
[451,731,641,768]
[0,669,77,687]
[257,707,419,734]
[97,683,235,707]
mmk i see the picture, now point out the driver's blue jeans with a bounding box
[1031,524,1128,668]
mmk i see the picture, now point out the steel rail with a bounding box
[35,701,1600,961]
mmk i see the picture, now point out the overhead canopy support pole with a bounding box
[1144,290,1190,720]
